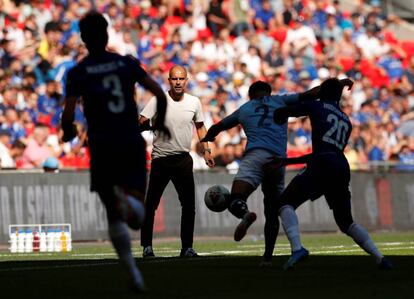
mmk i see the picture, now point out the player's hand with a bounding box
[204,152,215,168]
[139,119,151,132]
[273,109,287,125]
[62,123,77,142]
[340,78,354,90]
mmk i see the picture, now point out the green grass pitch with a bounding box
[0,232,413,298]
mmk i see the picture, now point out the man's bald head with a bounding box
[169,65,187,78]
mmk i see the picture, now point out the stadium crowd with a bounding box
[1,0,414,171]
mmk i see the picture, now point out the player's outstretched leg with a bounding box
[279,205,309,270]
[108,220,147,293]
[346,223,393,270]
[113,186,145,230]
[229,196,257,241]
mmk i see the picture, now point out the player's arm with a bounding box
[195,122,215,168]
[61,67,80,142]
[273,104,308,125]
[200,111,240,142]
[298,85,321,102]
[283,154,313,165]
[298,78,354,102]
[263,154,313,172]
[129,55,169,137]
[61,95,78,142]
[138,115,151,132]
[340,78,354,90]
[138,75,170,138]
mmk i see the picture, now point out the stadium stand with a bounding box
[1,0,414,171]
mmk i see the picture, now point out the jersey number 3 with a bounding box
[322,114,349,150]
[103,75,125,113]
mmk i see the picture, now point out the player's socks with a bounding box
[113,186,145,230]
[279,205,302,252]
[108,221,146,290]
[347,223,383,263]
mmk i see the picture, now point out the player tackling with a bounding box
[272,78,393,270]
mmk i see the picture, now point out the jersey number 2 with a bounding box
[322,114,349,150]
[103,75,125,113]
[255,105,270,127]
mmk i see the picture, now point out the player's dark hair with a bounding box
[79,11,108,53]
[320,78,343,102]
[248,80,272,100]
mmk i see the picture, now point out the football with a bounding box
[204,185,230,212]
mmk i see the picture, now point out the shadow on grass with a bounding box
[0,255,412,299]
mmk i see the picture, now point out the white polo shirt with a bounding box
[140,92,204,159]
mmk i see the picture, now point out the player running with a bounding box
[61,11,170,293]
[272,78,393,270]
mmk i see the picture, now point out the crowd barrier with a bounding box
[0,170,413,243]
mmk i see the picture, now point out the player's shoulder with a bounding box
[121,54,144,67]
[67,60,84,77]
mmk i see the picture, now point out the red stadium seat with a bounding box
[401,40,414,58]
[338,57,355,72]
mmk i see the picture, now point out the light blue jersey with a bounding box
[221,93,299,157]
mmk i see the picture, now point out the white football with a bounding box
[204,185,230,212]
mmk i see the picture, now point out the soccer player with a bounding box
[272,78,393,270]
[201,80,324,266]
[61,11,170,293]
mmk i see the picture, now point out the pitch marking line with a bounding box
[0,244,413,271]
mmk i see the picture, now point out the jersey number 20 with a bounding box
[103,75,125,113]
[322,114,349,150]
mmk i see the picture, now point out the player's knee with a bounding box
[335,216,353,234]
[333,208,353,234]
[128,198,146,230]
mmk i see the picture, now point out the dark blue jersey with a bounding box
[65,52,147,143]
[276,101,352,154]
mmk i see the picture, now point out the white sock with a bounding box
[279,205,302,252]
[347,223,383,263]
[108,221,145,287]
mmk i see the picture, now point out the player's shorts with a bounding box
[88,137,147,194]
[279,152,351,210]
[235,148,281,189]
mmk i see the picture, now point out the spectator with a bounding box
[20,123,52,169]
[0,128,13,168]
[207,0,228,37]
[215,142,237,167]
[253,0,275,31]
[322,14,342,43]
[228,0,251,36]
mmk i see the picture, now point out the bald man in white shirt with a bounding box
[139,65,215,258]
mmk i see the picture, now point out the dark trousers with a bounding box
[141,153,195,249]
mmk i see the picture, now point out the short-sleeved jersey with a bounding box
[221,94,299,157]
[65,52,147,143]
[141,92,203,158]
[286,101,352,154]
